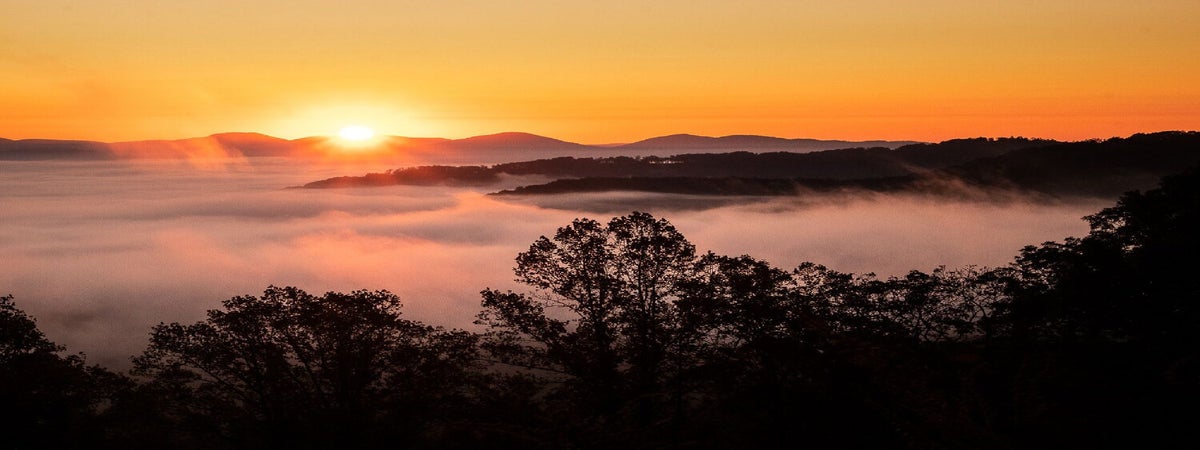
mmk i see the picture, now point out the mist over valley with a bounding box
[4,132,1155,368]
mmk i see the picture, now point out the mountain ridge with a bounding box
[296,131,1200,201]
[0,131,920,161]
[490,131,1200,199]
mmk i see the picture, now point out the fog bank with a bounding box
[1,160,1109,368]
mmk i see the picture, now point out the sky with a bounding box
[3,0,1199,143]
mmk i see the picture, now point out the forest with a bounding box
[300,132,1200,201]
[4,167,1200,449]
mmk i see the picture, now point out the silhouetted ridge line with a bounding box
[0,139,116,160]
[488,132,1200,199]
[298,136,1065,189]
[491,176,917,196]
[0,130,919,160]
[450,131,590,150]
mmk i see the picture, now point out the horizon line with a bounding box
[8,129,1198,147]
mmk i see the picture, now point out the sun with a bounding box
[338,125,376,142]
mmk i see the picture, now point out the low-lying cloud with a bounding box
[1,160,1110,369]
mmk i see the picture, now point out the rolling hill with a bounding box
[296,131,1200,201]
[0,132,915,161]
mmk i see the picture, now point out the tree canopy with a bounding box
[132,286,481,449]
[4,168,1200,449]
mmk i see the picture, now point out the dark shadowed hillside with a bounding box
[944,131,1200,196]
[300,165,502,188]
[299,136,1059,189]
[488,132,1200,199]
[890,137,1058,167]
[493,176,916,197]
[0,139,115,160]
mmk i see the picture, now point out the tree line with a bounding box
[4,169,1200,449]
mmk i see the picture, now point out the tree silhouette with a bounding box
[477,212,699,444]
[1,295,124,449]
[5,165,1199,449]
[678,253,809,360]
[1,294,61,361]
[998,167,1200,344]
[965,168,1200,448]
[133,286,480,449]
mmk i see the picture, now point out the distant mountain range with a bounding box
[12,130,1199,202]
[0,132,918,161]
[299,131,1200,200]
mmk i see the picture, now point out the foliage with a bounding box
[1001,167,1200,343]
[1,294,62,362]
[1,295,126,449]
[132,286,481,449]
[7,166,1200,449]
[477,212,696,427]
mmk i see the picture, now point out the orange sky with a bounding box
[3,0,1199,143]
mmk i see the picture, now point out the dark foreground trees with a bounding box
[1,295,125,449]
[130,286,482,449]
[5,168,1200,449]
[981,168,1200,448]
[473,168,1200,448]
[475,212,1012,448]
[477,213,695,424]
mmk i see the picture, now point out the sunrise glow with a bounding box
[1,1,1196,143]
[4,2,1200,446]
[338,125,375,142]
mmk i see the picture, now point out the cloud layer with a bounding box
[1,160,1109,368]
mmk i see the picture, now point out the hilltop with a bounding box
[298,132,1200,201]
[0,131,915,162]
